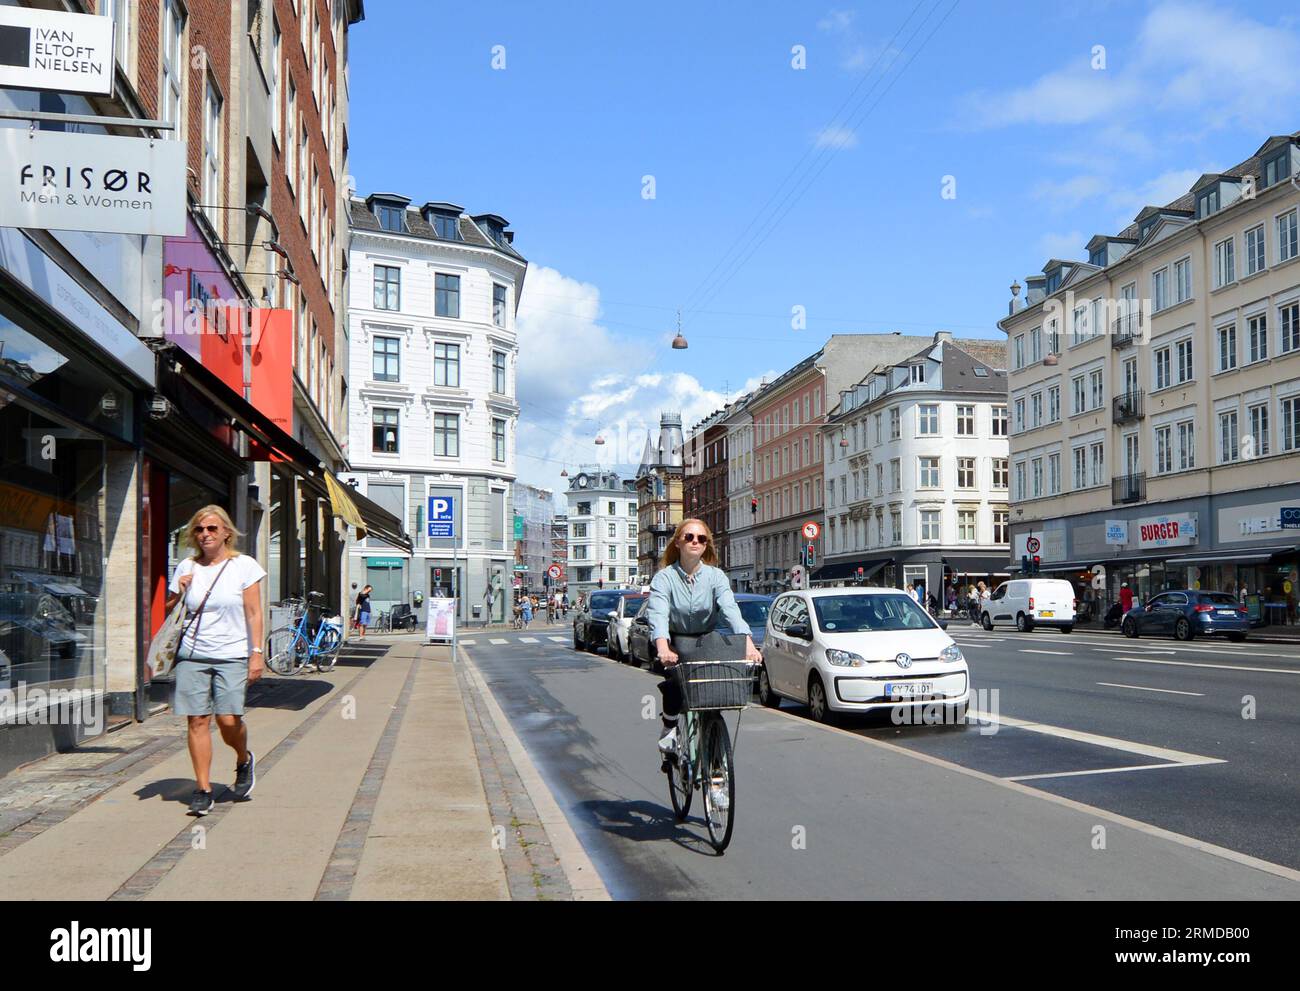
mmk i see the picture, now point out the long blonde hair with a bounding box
[183,504,244,559]
[660,518,718,570]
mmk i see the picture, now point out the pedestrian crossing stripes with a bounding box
[520,637,539,643]
[548,636,568,643]
[489,638,508,645]
[459,640,477,646]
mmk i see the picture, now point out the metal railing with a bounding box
[1112,390,1145,423]
[1112,472,1146,504]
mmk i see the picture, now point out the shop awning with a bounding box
[1164,545,1295,566]
[811,557,891,583]
[942,554,1010,576]
[328,475,411,552]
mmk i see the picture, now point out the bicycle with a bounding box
[266,592,343,675]
[665,658,755,854]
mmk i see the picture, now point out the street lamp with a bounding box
[671,309,688,350]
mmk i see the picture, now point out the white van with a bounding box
[980,579,1076,633]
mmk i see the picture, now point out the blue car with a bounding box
[625,592,773,671]
[715,593,774,651]
[1121,589,1249,642]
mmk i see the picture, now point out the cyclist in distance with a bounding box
[646,519,761,768]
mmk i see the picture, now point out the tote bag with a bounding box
[145,560,232,678]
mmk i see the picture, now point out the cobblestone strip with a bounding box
[108,660,378,901]
[456,656,573,901]
[314,654,420,900]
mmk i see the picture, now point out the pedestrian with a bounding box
[166,505,265,817]
[354,584,372,639]
[521,595,533,628]
[1120,581,1134,614]
[1238,583,1248,603]
[546,594,556,624]
[906,583,917,603]
[561,592,569,617]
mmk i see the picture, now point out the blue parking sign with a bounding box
[428,495,455,538]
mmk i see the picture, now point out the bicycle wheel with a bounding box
[701,714,736,853]
[314,626,342,672]
[666,713,694,821]
[266,626,300,676]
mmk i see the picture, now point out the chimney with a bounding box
[933,331,953,344]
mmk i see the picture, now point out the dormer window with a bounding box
[1263,147,1293,188]
[1044,271,1061,294]
[1196,187,1219,220]
[909,364,924,384]
[1088,246,1106,267]
[377,204,406,232]
[433,215,459,239]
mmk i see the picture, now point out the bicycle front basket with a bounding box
[675,660,752,710]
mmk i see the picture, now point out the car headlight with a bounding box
[825,648,867,668]
[940,644,964,664]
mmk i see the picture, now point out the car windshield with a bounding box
[716,600,770,631]
[621,595,647,614]
[1201,593,1238,606]
[590,593,624,612]
[812,594,935,633]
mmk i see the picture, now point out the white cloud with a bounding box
[814,125,858,149]
[958,67,1141,129]
[817,9,855,34]
[1105,168,1205,227]
[1031,174,1108,211]
[1037,230,1086,261]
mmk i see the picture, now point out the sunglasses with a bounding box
[681,533,709,545]
[193,524,222,535]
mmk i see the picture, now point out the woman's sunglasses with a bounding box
[193,524,222,535]
[681,533,709,545]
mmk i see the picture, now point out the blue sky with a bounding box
[348,0,1300,492]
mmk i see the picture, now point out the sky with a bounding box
[347,0,1300,495]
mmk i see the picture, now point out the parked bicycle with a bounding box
[665,658,755,854]
[266,592,343,675]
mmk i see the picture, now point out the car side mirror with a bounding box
[608,610,618,618]
[937,619,948,630]
[786,623,811,640]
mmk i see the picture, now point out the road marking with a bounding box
[953,641,996,647]
[458,640,477,646]
[1006,763,1198,782]
[1110,656,1300,675]
[489,638,508,645]
[1093,645,1175,655]
[1096,682,1205,697]
[761,705,1300,884]
[519,637,539,643]
[1019,649,1072,656]
[548,636,568,643]
[965,708,1224,767]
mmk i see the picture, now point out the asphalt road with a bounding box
[459,622,1300,899]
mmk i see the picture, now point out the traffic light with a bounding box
[435,568,442,581]
[1022,554,1030,574]
[1032,555,1041,575]
[750,498,758,515]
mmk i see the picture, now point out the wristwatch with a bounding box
[250,648,264,655]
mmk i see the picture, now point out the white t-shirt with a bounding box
[169,555,267,660]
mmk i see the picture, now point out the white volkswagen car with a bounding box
[758,588,969,723]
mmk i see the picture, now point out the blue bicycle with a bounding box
[266,592,343,675]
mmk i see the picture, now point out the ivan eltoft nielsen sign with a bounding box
[0,5,115,95]
[0,129,186,237]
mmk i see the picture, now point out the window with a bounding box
[433,343,460,387]
[434,214,460,240]
[434,413,460,457]
[572,523,587,538]
[956,405,974,435]
[993,510,1008,544]
[920,510,941,543]
[874,413,882,445]
[1072,447,1087,489]
[1089,370,1104,409]
[1281,302,1300,355]
[374,265,400,310]
[492,418,507,462]
[993,458,1008,489]
[1248,314,1268,363]
[1219,410,1239,463]
[1152,268,1168,311]
[1014,336,1024,369]
[435,274,461,318]
[959,510,976,543]
[909,364,924,384]
[493,284,508,328]
[1014,462,1025,501]
[890,459,901,492]
[377,204,405,232]
[1030,328,1042,363]
[372,336,400,381]
[1214,237,1235,288]
[992,405,1007,436]
[608,522,617,539]
[1176,340,1194,383]
[372,408,399,453]
[1014,398,1025,433]
[1198,187,1220,218]
[1030,392,1043,428]
[1178,420,1195,470]
[891,511,902,544]
[1047,321,1060,355]
[1156,426,1172,474]
[1048,453,1061,494]
[957,458,975,488]
[1249,403,1270,457]
[285,80,296,188]
[1245,224,1266,276]
[1154,347,1171,390]
[271,17,281,145]
[1089,442,1104,487]
[876,463,883,495]
[202,76,223,230]
[1048,385,1060,423]
[1174,257,1192,303]
[1264,148,1294,187]
[1217,325,1237,372]
[1282,398,1300,452]
[918,404,939,435]
[161,0,186,136]
[492,351,507,394]
[1278,209,1298,263]
[298,123,308,223]
[1031,457,1042,498]
[1071,303,1088,345]
[1072,376,1085,414]
[889,408,900,440]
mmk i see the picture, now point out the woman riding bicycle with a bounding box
[645,519,761,767]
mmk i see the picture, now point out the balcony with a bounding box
[1112,473,1146,505]
[1110,310,1141,348]
[1112,390,1144,424]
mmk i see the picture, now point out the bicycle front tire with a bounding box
[702,714,736,854]
[266,626,300,676]
[666,714,695,821]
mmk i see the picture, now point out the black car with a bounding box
[1121,589,1250,641]
[573,589,640,652]
[625,593,774,671]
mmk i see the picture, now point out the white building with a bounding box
[566,468,639,595]
[818,333,1010,600]
[345,193,527,625]
[723,393,757,591]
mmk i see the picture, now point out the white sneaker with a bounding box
[657,724,677,755]
[709,781,730,812]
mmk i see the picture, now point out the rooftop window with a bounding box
[377,204,406,232]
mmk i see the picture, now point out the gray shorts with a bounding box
[173,658,248,717]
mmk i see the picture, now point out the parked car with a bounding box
[622,593,774,670]
[1121,589,1249,642]
[759,588,968,723]
[573,589,640,652]
[980,578,1076,633]
[606,593,648,661]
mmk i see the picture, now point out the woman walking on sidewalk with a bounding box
[354,585,372,639]
[166,506,266,817]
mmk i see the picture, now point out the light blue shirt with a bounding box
[646,563,751,642]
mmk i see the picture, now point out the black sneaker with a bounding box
[231,751,256,801]
[188,790,214,816]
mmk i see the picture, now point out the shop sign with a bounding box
[160,217,244,392]
[426,596,455,642]
[367,558,404,568]
[1134,512,1197,548]
[513,514,524,540]
[247,308,293,449]
[0,129,186,236]
[1282,507,1300,529]
[1105,520,1128,545]
[0,5,115,95]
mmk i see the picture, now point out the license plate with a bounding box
[886,682,934,697]
[1217,610,1236,616]
[1040,610,1054,617]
